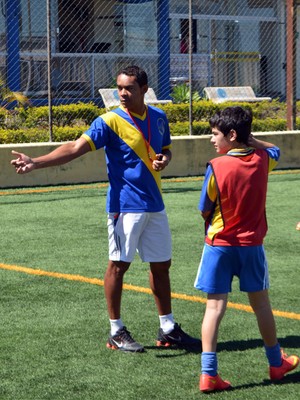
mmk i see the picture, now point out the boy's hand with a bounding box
[247,134,276,149]
[247,134,256,147]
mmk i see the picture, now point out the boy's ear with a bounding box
[229,129,237,141]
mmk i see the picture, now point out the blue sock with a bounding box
[201,352,218,376]
[264,343,282,367]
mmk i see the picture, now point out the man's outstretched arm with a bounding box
[11,137,91,174]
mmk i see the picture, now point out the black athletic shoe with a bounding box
[156,323,201,348]
[106,326,144,352]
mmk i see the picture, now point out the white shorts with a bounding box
[107,210,172,263]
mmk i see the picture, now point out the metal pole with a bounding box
[6,0,21,91]
[27,0,32,49]
[157,0,171,99]
[286,0,296,130]
[188,0,193,135]
[47,0,53,141]
[207,20,212,87]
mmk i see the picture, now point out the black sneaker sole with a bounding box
[156,340,172,347]
[156,339,201,348]
[106,341,145,352]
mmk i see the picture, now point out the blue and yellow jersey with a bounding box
[82,105,171,213]
[199,146,280,246]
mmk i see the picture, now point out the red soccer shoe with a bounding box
[199,373,232,392]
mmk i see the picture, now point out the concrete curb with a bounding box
[1,132,300,188]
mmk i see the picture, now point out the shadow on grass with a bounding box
[0,191,105,205]
[147,335,300,358]
[144,343,202,357]
[218,335,300,352]
[163,186,200,194]
[230,371,300,392]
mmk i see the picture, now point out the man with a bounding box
[194,106,299,392]
[11,65,200,353]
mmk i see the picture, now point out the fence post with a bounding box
[6,0,21,92]
[188,0,193,135]
[157,0,170,100]
[286,0,297,130]
[47,0,53,142]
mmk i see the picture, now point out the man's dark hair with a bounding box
[209,106,253,144]
[117,65,148,87]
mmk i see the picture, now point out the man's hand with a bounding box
[152,153,170,172]
[10,138,91,174]
[11,150,35,174]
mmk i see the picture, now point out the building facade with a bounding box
[1,0,299,103]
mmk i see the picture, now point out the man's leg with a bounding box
[104,260,130,319]
[149,260,172,315]
[150,260,201,348]
[104,260,144,352]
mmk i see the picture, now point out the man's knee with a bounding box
[106,260,131,277]
[150,259,171,274]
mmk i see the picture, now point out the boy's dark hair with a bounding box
[209,106,253,144]
[117,65,148,88]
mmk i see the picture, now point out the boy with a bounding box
[194,106,299,392]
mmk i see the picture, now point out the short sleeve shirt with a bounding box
[82,105,171,213]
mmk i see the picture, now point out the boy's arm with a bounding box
[248,134,276,149]
[199,165,216,221]
[201,210,211,221]
[248,134,280,172]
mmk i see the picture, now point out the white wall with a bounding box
[1,132,300,189]
[297,6,300,99]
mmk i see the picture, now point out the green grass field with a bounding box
[0,172,299,400]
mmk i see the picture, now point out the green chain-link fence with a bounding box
[1,0,299,135]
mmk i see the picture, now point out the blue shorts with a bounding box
[194,244,269,294]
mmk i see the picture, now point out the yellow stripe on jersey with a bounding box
[269,157,278,172]
[206,173,224,239]
[100,112,162,193]
[207,173,217,202]
[81,133,96,151]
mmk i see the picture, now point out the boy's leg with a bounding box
[202,293,228,352]
[247,289,277,347]
[200,293,231,392]
[248,289,299,380]
[194,245,234,391]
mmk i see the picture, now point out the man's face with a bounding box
[210,127,233,154]
[116,73,147,113]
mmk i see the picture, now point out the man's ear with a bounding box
[142,85,148,95]
[229,129,237,141]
